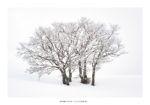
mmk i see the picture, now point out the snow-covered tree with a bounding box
[88,24,124,86]
[17,17,124,86]
[17,24,78,85]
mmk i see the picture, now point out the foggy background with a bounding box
[8,8,142,97]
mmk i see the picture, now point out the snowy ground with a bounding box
[8,70,142,97]
[8,8,142,98]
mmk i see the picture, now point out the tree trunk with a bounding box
[62,73,66,84]
[78,60,84,82]
[83,59,87,81]
[66,77,69,85]
[62,72,70,85]
[69,68,72,82]
[91,66,96,86]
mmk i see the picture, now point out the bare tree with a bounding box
[75,18,105,84]
[73,18,124,85]
[17,24,78,85]
[17,17,124,86]
[89,25,124,86]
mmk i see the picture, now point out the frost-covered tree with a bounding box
[88,25,124,86]
[73,18,102,84]
[17,24,78,85]
[17,17,124,86]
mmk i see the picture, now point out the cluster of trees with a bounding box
[17,17,124,86]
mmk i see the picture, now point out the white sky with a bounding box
[8,8,142,76]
